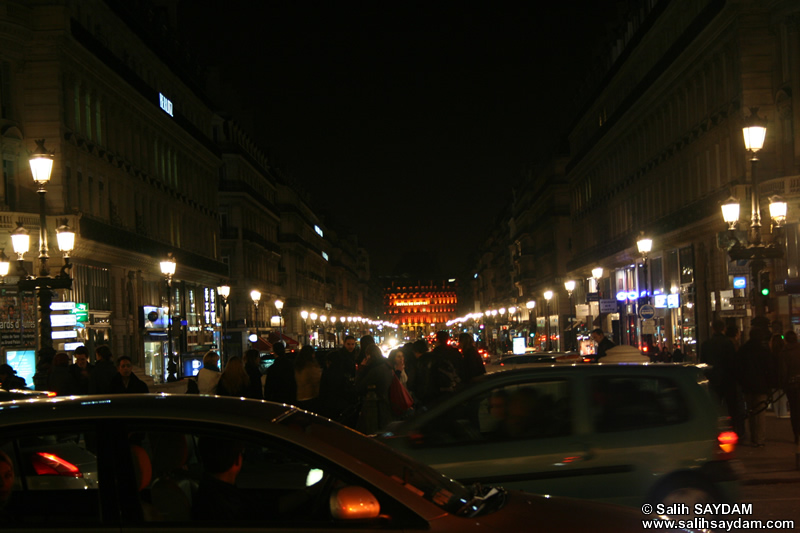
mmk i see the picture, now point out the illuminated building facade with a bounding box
[384,279,458,338]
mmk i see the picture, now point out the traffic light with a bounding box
[759,271,771,297]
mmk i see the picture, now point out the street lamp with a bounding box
[637,234,652,302]
[217,284,230,363]
[544,290,554,351]
[250,290,261,339]
[159,253,176,382]
[275,299,284,336]
[310,312,318,346]
[15,140,75,355]
[320,315,327,348]
[721,108,786,318]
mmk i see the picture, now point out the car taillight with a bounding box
[716,430,738,459]
[46,391,57,397]
[31,452,83,477]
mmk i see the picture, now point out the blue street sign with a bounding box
[639,304,656,320]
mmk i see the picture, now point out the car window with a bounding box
[591,376,689,432]
[0,426,101,525]
[120,421,428,528]
[417,379,571,445]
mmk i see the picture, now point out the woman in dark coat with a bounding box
[243,349,263,400]
[355,344,393,434]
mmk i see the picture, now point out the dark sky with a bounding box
[178,2,613,277]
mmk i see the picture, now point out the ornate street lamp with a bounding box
[544,290,554,351]
[721,108,786,317]
[16,140,75,355]
[250,290,261,339]
[159,253,176,382]
[275,299,284,336]
[637,234,653,303]
[217,284,230,362]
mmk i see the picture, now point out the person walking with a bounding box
[0,363,26,390]
[737,321,773,447]
[770,333,789,418]
[48,352,78,396]
[780,330,800,467]
[294,346,322,412]
[243,349,263,399]
[215,356,250,397]
[69,346,94,395]
[701,319,745,438]
[355,344,393,434]
[458,333,486,384]
[590,329,615,363]
[196,351,222,394]
[264,342,296,404]
[89,345,117,394]
[110,355,150,393]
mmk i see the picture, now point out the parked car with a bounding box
[0,394,669,532]
[486,352,583,373]
[380,364,739,511]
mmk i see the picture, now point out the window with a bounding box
[418,379,571,445]
[591,376,689,432]
[0,425,101,524]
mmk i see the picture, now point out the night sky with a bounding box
[178,2,614,278]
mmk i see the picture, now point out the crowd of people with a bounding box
[185,331,485,434]
[0,345,149,395]
[700,317,800,453]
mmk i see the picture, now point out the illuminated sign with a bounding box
[314,225,323,237]
[654,294,667,308]
[159,93,173,117]
[51,314,78,328]
[51,302,76,311]
[733,276,747,289]
[321,251,329,261]
[394,300,430,307]
[52,330,78,340]
[667,294,680,308]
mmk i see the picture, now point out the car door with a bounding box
[114,419,430,532]
[0,420,121,533]
[578,373,695,507]
[391,375,598,498]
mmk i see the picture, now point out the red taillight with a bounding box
[32,452,83,477]
[46,391,57,397]
[716,430,738,459]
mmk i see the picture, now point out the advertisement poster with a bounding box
[5,349,35,386]
[0,291,37,347]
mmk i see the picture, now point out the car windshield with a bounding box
[278,409,477,515]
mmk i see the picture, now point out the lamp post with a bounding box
[275,299,284,337]
[591,267,604,297]
[544,290,554,350]
[721,108,786,318]
[159,254,176,382]
[250,290,261,340]
[301,310,309,346]
[15,140,75,355]
[217,285,230,363]
[320,315,327,348]
[564,280,576,351]
[310,312,318,346]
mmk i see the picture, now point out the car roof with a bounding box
[481,362,705,380]
[0,393,293,428]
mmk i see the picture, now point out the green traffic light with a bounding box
[761,287,770,296]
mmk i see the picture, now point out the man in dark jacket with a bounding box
[701,319,744,437]
[263,342,296,404]
[737,321,773,447]
[69,346,94,395]
[590,329,615,363]
[110,356,149,393]
[89,345,117,394]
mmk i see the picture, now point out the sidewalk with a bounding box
[738,410,800,485]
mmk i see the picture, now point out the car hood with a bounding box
[450,490,656,532]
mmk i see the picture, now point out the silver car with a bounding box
[0,394,669,532]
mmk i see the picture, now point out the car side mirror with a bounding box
[329,486,380,520]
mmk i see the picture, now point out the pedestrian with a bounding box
[33,346,55,391]
[737,320,773,447]
[294,346,322,412]
[672,345,684,363]
[318,350,358,425]
[69,346,94,394]
[243,349,263,399]
[770,333,790,418]
[215,356,250,397]
[110,355,149,393]
[357,335,376,368]
[411,338,433,406]
[589,329,615,363]
[48,352,78,396]
[264,341,296,404]
[355,344,393,434]
[0,363,26,390]
[387,349,408,385]
[458,332,486,384]
[196,350,221,394]
[780,330,800,466]
[334,335,358,379]
[89,345,117,394]
[701,319,745,438]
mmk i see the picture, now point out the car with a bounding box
[379,363,739,511]
[486,352,583,373]
[0,394,666,532]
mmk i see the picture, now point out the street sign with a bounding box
[72,303,89,323]
[642,320,656,335]
[599,299,617,313]
[720,309,748,317]
[729,297,748,306]
[586,292,600,302]
[639,304,656,320]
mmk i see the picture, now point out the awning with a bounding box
[252,337,272,352]
[266,331,299,346]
